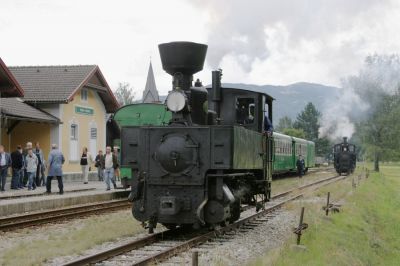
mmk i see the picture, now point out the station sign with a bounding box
[75,106,94,115]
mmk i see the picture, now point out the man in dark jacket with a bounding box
[296,155,305,178]
[34,142,46,186]
[264,113,274,136]
[0,144,12,192]
[94,150,104,181]
[11,145,24,189]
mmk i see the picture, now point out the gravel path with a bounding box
[160,209,297,266]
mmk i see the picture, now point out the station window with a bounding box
[71,124,78,140]
[81,89,88,101]
[90,128,97,139]
[89,127,97,154]
[236,98,255,125]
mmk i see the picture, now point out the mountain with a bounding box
[221,82,339,123]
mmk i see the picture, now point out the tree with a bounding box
[293,102,321,141]
[276,116,293,132]
[282,128,306,139]
[315,137,332,157]
[345,54,400,171]
[355,92,400,171]
[114,82,135,106]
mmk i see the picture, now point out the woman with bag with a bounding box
[80,147,93,184]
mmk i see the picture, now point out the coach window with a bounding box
[236,98,255,125]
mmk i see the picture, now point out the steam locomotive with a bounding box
[333,137,356,175]
[121,42,274,232]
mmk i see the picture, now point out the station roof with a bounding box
[0,98,59,124]
[0,58,24,98]
[8,65,119,112]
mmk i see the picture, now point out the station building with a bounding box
[1,60,119,179]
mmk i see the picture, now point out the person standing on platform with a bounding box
[22,142,33,187]
[113,146,121,182]
[101,146,117,190]
[11,145,24,190]
[0,144,12,192]
[25,148,38,191]
[34,142,46,186]
[80,147,92,184]
[95,150,104,181]
[46,144,65,194]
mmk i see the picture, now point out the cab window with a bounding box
[236,98,255,125]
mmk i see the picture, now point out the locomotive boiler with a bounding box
[122,41,274,232]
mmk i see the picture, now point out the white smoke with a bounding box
[319,85,367,141]
[319,54,400,141]
[190,0,392,71]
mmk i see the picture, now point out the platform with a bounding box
[0,182,130,216]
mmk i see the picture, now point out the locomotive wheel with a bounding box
[229,199,241,223]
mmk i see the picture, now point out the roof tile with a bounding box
[8,65,96,102]
[0,98,59,123]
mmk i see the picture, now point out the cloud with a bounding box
[190,0,400,85]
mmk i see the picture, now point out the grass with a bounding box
[251,163,400,266]
[0,210,145,266]
[272,167,334,195]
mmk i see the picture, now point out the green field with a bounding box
[251,163,400,266]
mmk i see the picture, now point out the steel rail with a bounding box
[133,194,302,266]
[0,200,130,231]
[62,174,347,266]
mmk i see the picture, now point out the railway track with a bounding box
[61,173,348,266]
[0,199,130,231]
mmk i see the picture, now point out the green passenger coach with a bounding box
[272,133,315,175]
[113,103,172,187]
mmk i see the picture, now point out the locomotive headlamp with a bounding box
[166,90,186,112]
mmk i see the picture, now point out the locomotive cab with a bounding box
[207,87,273,133]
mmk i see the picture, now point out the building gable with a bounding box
[0,58,24,97]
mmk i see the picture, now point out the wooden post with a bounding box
[192,251,199,266]
[325,192,330,216]
[297,207,305,245]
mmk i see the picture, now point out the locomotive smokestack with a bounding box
[212,70,222,121]
[158,41,208,90]
[343,137,348,144]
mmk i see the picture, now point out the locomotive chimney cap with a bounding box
[158,41,208,76]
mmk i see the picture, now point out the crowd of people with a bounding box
[0,142,121,194]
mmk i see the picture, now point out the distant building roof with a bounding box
[0,98,59,123]
[9,65,119,112]
[0,58,24,97]
[142,62,160,103]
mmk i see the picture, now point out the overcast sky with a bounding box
[1,0,400,97]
